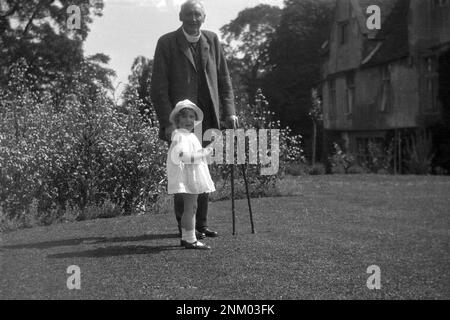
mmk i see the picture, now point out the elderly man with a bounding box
[151,0,238,239]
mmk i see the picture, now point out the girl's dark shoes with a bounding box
[180,240,211,250]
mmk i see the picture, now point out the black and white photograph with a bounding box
[0,0,449,304]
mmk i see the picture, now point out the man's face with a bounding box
[179,3,205,35]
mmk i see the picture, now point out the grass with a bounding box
[1,174,449,299]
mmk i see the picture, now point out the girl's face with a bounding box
[176,108,197,131]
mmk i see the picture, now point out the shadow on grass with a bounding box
[1,233,180,250]
[47,244,182,259]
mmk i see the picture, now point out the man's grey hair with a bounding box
[180,0,206,15]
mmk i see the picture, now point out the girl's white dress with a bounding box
[167,129,216,194]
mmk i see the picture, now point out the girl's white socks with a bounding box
[181,228,197,243]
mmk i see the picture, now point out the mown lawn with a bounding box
[1,174,449,299]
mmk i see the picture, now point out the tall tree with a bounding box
[263,0,334,157]
[0,0,111,95]
[121,56,156,126]
[310,88,323,165]
[128,56,153,109]
[220,4,282,105]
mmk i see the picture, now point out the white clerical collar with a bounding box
[182,27,201,43]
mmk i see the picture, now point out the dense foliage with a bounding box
[0,0,327,230]
[0,61,167,227]
[0,0,114,101]
[220,0,334,160]
[210,89,305,199]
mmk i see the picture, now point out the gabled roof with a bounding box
[363,0,410,67]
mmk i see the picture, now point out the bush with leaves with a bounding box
[404,130,434,175]
[361,140,394,174]
[328,142,356,174]
[0,61,167,228]
[209,89,305,198]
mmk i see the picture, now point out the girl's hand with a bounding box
[204,147,213,156]
[225,115,239,129]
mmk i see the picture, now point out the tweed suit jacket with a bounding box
[151,27,235,141]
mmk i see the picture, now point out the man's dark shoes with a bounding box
[196,230,206,239]
[180,240,211,250]
[197,228,218,238]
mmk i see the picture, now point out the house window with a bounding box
[338,21,349,45]
[329,79,336,117]
[345,72,355,114]
[423,57,439,112]
[380,65,391,112]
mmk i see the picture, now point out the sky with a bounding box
[83,0,284,94]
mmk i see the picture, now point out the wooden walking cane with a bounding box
[240,164,255,234]
[230,163,255,235]
[231,164,236,235]
[220,121,255,235]
[228,146,255,235]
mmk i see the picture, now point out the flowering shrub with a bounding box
[362,140,394,174]
[0,61,167,227]
[240,89,305,164]
[0,62,305,228]
[329,140,395,174]
[210,89,305,197]
[328,142,356,174]
[404,130,434,175]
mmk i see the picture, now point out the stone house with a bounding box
[319,0,450,172]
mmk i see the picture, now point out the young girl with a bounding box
[167,99,215,250]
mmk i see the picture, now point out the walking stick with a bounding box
[219,122,255,235]
[230,164,236,235]
[240,164,255,234]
